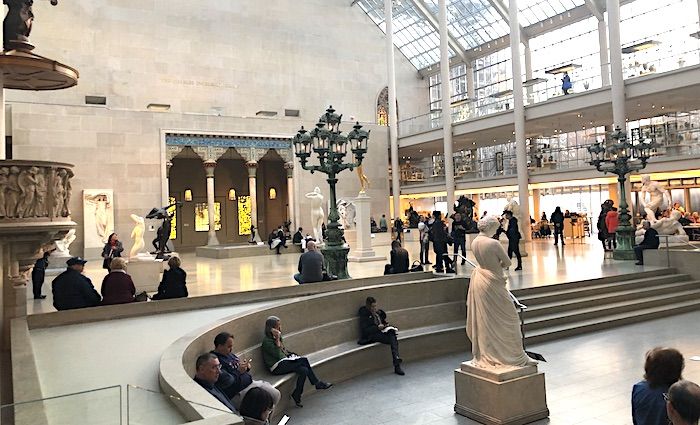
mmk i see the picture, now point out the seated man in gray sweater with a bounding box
[294,241,325,284]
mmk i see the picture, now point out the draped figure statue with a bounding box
[466,216,534,369]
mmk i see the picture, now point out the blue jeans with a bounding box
[294,273,304,284]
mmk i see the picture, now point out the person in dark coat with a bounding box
[551,206,565,246]
[275,226,287,254]
[52,257,101,311]
[502,211,523,271]
[384,240,409,275]
[193,353,238,413]
[394,217,404,243]
[634,221,660,265]
[31,249,52,299]
[152,256,188,300]
[597,201,612,250]
[357,296,404,375]
[100,257,135,305]
[101,233,124,271]
[430,211,455,274]
[294,241,324,284]
[451,213,468,265]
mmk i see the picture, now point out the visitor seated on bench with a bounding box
[152,256,188,300]
[211,332,281,409]
[292,227,304,252]
[666,380,700,425]
[240,387,274,425]
[262,316,332,408]
[634,221,660,266]
[52,257,101,311]
[193,353,237,413]
[100,257,136,305]
[383,240,409,275]
[358,296,404,376]
[294,241,324,284]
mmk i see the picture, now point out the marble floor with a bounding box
[27,238,664,315]
[287,310,700,425]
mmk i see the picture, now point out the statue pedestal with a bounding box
[46,252,73,275]
[127,254,164,293]
[348,193,385,263]
[454,362,548,425]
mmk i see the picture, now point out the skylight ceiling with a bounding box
[354,0,590,70]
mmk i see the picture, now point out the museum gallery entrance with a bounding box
[167,143,291,252]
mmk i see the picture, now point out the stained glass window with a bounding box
[238,196,252,235]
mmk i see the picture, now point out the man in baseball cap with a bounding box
[51,257,101,310]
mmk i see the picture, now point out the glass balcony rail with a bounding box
[126,385,236,425]
[0,385,121,425]
[399,46,700,138]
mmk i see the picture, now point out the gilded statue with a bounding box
[356,165,370,193]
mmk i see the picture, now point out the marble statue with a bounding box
[337,199,356,229]
[305,187,325,243]
[53,229,76,255]
[51,169,65,218]
[34,167,47,216]
[466,216,534,369]
[6,166,20,218]
[0,167,8,218]
[84,192,112,243]
[635,209,689,244]
[129,214,146,258]
[640,175,669,223]
[356,165,370,194]
[62,168,73,216]
[503,195,520,217]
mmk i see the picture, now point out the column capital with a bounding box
[246,161,258,178]
[284,161,294,178]
[203,160,216,178]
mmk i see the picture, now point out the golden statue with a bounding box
[356,165,370,193]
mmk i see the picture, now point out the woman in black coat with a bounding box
[101,233,124,270]
[152,256,188,300]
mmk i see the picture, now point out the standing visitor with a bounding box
[417,216,430,265]
[32,249,52,300]
[562,71,572,95]
[502,211,523,271]
[430,211,454,274]
[379,214,388,232]
[605,207,619,251]
[451,212,467,265]
[394,217,404,243]
[101,233,124,271]
[551,206,565,246]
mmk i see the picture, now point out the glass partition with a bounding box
[126,385,235,425]
[1,385,122,425]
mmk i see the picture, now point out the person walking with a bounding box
[502,211,523,271]
[551,206,565,246]
[430,211,454,274]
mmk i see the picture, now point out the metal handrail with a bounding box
[657,234,700,267]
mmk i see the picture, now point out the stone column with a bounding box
[204,161,219,246]
[385,0,401,220]
[509,0,531,247]
[524,43,533,99]
[467,64,475,100]
[598,19,611,86]
[532,189,541,220]
[348,193,385,263]
[439,0,456,211]
[246,162,259,234]
[607,0,626,129]
[285,162,295,230]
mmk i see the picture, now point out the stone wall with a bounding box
[7,0,427,256]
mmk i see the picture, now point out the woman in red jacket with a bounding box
[100,257,136,305]
[605,207,619,252]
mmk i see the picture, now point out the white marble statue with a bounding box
[53,229,76,255]
[466,216,534,369]
[84,192,112,243]
[337,199,356,229]
[129,214,146,258]
[635,210,689,244]
[503,195,520,217]
[305,187,325,243]
[640,175,670,223]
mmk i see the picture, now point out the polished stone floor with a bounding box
[287,310,700,425]
[28,238,663,314]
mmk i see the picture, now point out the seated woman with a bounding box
[240,387,274,425]
[152,256,188,300]
[632,347,684,425]
[261,316,332,408]
[100,258,135,305]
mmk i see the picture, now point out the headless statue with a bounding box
[305,187,325,243]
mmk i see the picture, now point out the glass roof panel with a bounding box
[354,0,591,70]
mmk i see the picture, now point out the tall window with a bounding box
[377,87,389,126]
[429,63,470,111]
[473,47,512,100]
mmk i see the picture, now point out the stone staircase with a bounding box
[514,268,700,345]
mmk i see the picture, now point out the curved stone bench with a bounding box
[159,276,469,423]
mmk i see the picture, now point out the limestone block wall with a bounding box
[6,0,428,256]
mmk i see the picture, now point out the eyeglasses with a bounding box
[663,393,669,401]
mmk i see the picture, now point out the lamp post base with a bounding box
[613,249,637,261]
[322,244,351,279]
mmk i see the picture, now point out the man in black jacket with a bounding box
[32,249,52,299]
[384,240,409,275]
[358,296,404,375]
[452,213,468,265]
[193,353,238,414]
[634,221,660,265]
[503,211,523,271]
[51,257,101,311]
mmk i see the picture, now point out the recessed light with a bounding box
[651,105,655,108]
[419,149,422,152]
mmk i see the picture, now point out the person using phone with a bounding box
[211,332,280,409]
[261,316,332,408]
[357,296,404,375]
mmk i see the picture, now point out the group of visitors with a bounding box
[194,296,403,418]
[597,199,619,252]
[268,225,288,255]
[50,253,188,311]
[632,346,700,425]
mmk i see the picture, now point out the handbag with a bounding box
[410,260,424,272]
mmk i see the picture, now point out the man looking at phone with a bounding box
[358,296,404,375]
[211,332,281,409]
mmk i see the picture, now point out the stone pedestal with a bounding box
[46,252,73,275]
[348,194,385,263]
[127,254,163,293]
[454,362,548,425]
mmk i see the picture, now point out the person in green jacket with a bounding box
[261,316,332,408]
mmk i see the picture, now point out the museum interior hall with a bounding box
[0,1,699,425]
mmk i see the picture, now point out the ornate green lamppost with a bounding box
[588,127,657,260]
[292,106,369,279]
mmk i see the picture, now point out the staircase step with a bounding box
[524,298,700,345]
[523,289,700,330]
[523,280,700,316]
[516,274,691,305]
[512,268,674,297]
